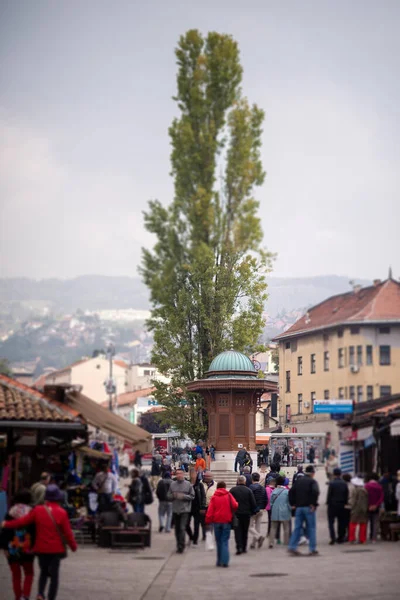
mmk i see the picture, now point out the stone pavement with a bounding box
[1,469,399,599]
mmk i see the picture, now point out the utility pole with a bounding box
[105,341,116,411]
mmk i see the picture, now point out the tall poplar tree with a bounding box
[141,30,273,440]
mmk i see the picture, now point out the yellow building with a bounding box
[273,278,400,446]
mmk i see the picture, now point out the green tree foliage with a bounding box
[141,30,273,439]
[139,411,169,434]
[0,358,11,376]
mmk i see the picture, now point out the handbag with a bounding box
[44,506,68,559]
[229,495,239,529]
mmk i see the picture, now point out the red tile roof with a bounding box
[274,278,400,340]
[114,360,129,370]
[0,375,82,422]
[101,387,156,408]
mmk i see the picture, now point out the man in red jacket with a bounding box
[2,484,77,600]
[205,481,238,568]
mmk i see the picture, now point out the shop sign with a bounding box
[314,400,353,414]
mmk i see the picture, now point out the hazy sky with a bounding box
[1,0,399,281]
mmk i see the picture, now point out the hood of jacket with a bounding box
[213,488,229,498]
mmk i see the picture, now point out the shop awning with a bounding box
[75,445,112,460]
[390,419,400,436]
[65,391,152,452]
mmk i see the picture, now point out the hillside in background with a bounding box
[0,274,370,370]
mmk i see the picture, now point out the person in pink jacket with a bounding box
[266,478,277,536]
[364,473,384,542]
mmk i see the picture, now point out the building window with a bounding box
[285,341,291,350]
[380,385,391,397]
[310,354,316,374]
[286,404,291,422]
[366,385,373,401]
[379,326,390,334]
[323,333,329,342]
[338,387,344,399]
[286,370,291,392]
[338,329,344,338]
[349,386,355,401]
[350,326,360,334]
[366,345,373,365]
[357,345,362,366]
[379,345,391,366]
[311,391,316,410]
[338,348,344,368]
[349,346,355,366]
[297,356,303,376]
[324,390,329,400]
[298,394,303,414]
[357,386,363,403]
[291,340,298,352]
[324,351,329,371]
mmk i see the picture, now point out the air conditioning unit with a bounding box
[304,401,310,408]
[350,365,359,373]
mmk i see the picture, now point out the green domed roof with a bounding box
[208,350,256,374]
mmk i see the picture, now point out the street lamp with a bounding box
[105,342,116,411]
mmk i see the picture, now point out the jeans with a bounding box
[9,561,34,600]
[158,501,173,531]
[214,523,231,566]
[234,514,251,552]
[328,505,347,542]
[134,503,144,513]
[289,507,317,553]
[38,554,62,600]
[174,512,190,552]
[368,510,379,541]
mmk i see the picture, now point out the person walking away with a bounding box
[2,484,77,600]
[325,450,338,482]
[180,450,190,472]
[127,468,144,513]
[156,472,173,532]
[272,450,282,471]
[195,453,206,474]
[269,476,291,548]
[326,468,349,544]
[249,473,267,549]
[364,473,384,542]
[133,450,142,468]
[266,478,277,537]
[0,489,35,600]
[30,472,51,506]
[150,455,162,490]
[206,481,238,568]
[288,465,320,556]
[186,468,206,545]
[92,462,117,512]
[168,469,195,553]
[243,451,253,474]
[210,444,216,461]
[141,471,154,508]
[243,466,252,487]
[309,445,315,464]
[348,476,368,544]
[234,447,247,473]
[230,475,257,555]
[292,465,305,486]
[342,473,354,539]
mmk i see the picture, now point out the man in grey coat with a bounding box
[168,469,195,553]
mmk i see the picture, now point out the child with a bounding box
[0,489,34,600]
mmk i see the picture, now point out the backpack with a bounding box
[141,475,154,505]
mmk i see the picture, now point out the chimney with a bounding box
[373,279,381,287]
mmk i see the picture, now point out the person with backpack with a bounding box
[2,484,77,600]
[186,468,206,545]
[127,468,144,512]
[156,472,173,532]
[0,489,35,600]
[348,476,369,544]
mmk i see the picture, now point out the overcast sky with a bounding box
[1,0,399,281]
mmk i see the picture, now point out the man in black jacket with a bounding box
[326,467,349,544]
[288,465,320,556]
[230,475,257,555]
[249,473,267,549]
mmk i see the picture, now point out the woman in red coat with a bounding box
[2,484,77,600]
[205,481,238,568]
